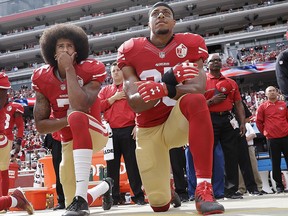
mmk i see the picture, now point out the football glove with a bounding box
[136,81,168,102]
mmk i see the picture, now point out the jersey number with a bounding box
[139,68,176,106]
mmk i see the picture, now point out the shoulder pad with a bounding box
[31,64,51,82]
[78,59,105,74]
[77,59,106,82]
[118,38,135,55]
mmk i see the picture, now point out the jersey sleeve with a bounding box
[0,72,11,89]
[77,59,107,83]
[117,38,136,69]
[31,65,51,93]
[186,33,209,61]
[14,103,25,114]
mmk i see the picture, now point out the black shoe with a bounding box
[259,190,268,195]
[249,190,261,196]
[215,195,224,200]
[53,203,65,210]
[135,199,147,205]
[62,196,89,216]
[131,195,147,205]
[225,191,243,199]
[102,177,114,210]
[189,195,195,201]
[170,191,181,208]
[179,193,189,203]
[276,187,284,194]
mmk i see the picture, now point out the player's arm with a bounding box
[14,111,24,153]
[66,69,100,113]
[122,65,159,113]
[0,89,8,109]
[234,100,246,136]
[34,91,68,134]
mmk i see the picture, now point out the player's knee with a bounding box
[180,94,207,115]
[68,111,88,130]
[149,192,170,211]
[186,93,206,105]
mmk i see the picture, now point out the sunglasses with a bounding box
[209,59,222,63]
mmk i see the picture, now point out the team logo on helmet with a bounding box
[176,43,187,58]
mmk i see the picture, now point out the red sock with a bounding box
[87,193,93,206]
[0,196,12,211]
[1,170,9,196]
[179,94,213,178]
[151,203,170,212]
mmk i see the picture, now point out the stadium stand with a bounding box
[0,0,287,90]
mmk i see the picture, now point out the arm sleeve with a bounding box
[255,106,264,134]
[98,87,111,112]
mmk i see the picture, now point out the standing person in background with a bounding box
[235,102,261,195]
[117,2,224,214]
[275,48,288,106]
[0,73,12,198]
[185,142,224,201]
[43,132,65,210]
[4,98,25,157]
[256,86,288,193]
[238,119,265,194]
[205,53,246,199]
[98,62,145,205]
[32,23,113,216]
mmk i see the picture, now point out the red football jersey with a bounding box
[117,33,209,127]
[4,102,24,140]
[31,59,106,142]
[0,72,11,134]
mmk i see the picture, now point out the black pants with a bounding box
[51,138,65,205]
[267,136,288,188]
[238,135,258,192]
[170,147,187,196]
[210,112,239,195]
[106,126,144,202]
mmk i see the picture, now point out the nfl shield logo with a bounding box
[176,44,188,58]
[159,52,165,58]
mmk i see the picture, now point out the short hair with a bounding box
[148,2,175,18]
[40,23,89,67]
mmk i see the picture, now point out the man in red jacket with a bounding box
[98,62,145,205]
[256,86,288,193]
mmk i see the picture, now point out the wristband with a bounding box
[162,68,178,86]
[166,84,177,98]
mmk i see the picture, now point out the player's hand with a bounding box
[172,62,199,83]
[211,93,227,104]
[136,81,168,102]
[55,52,77,70]
[14,137,22,154]
[14,143,21,154]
